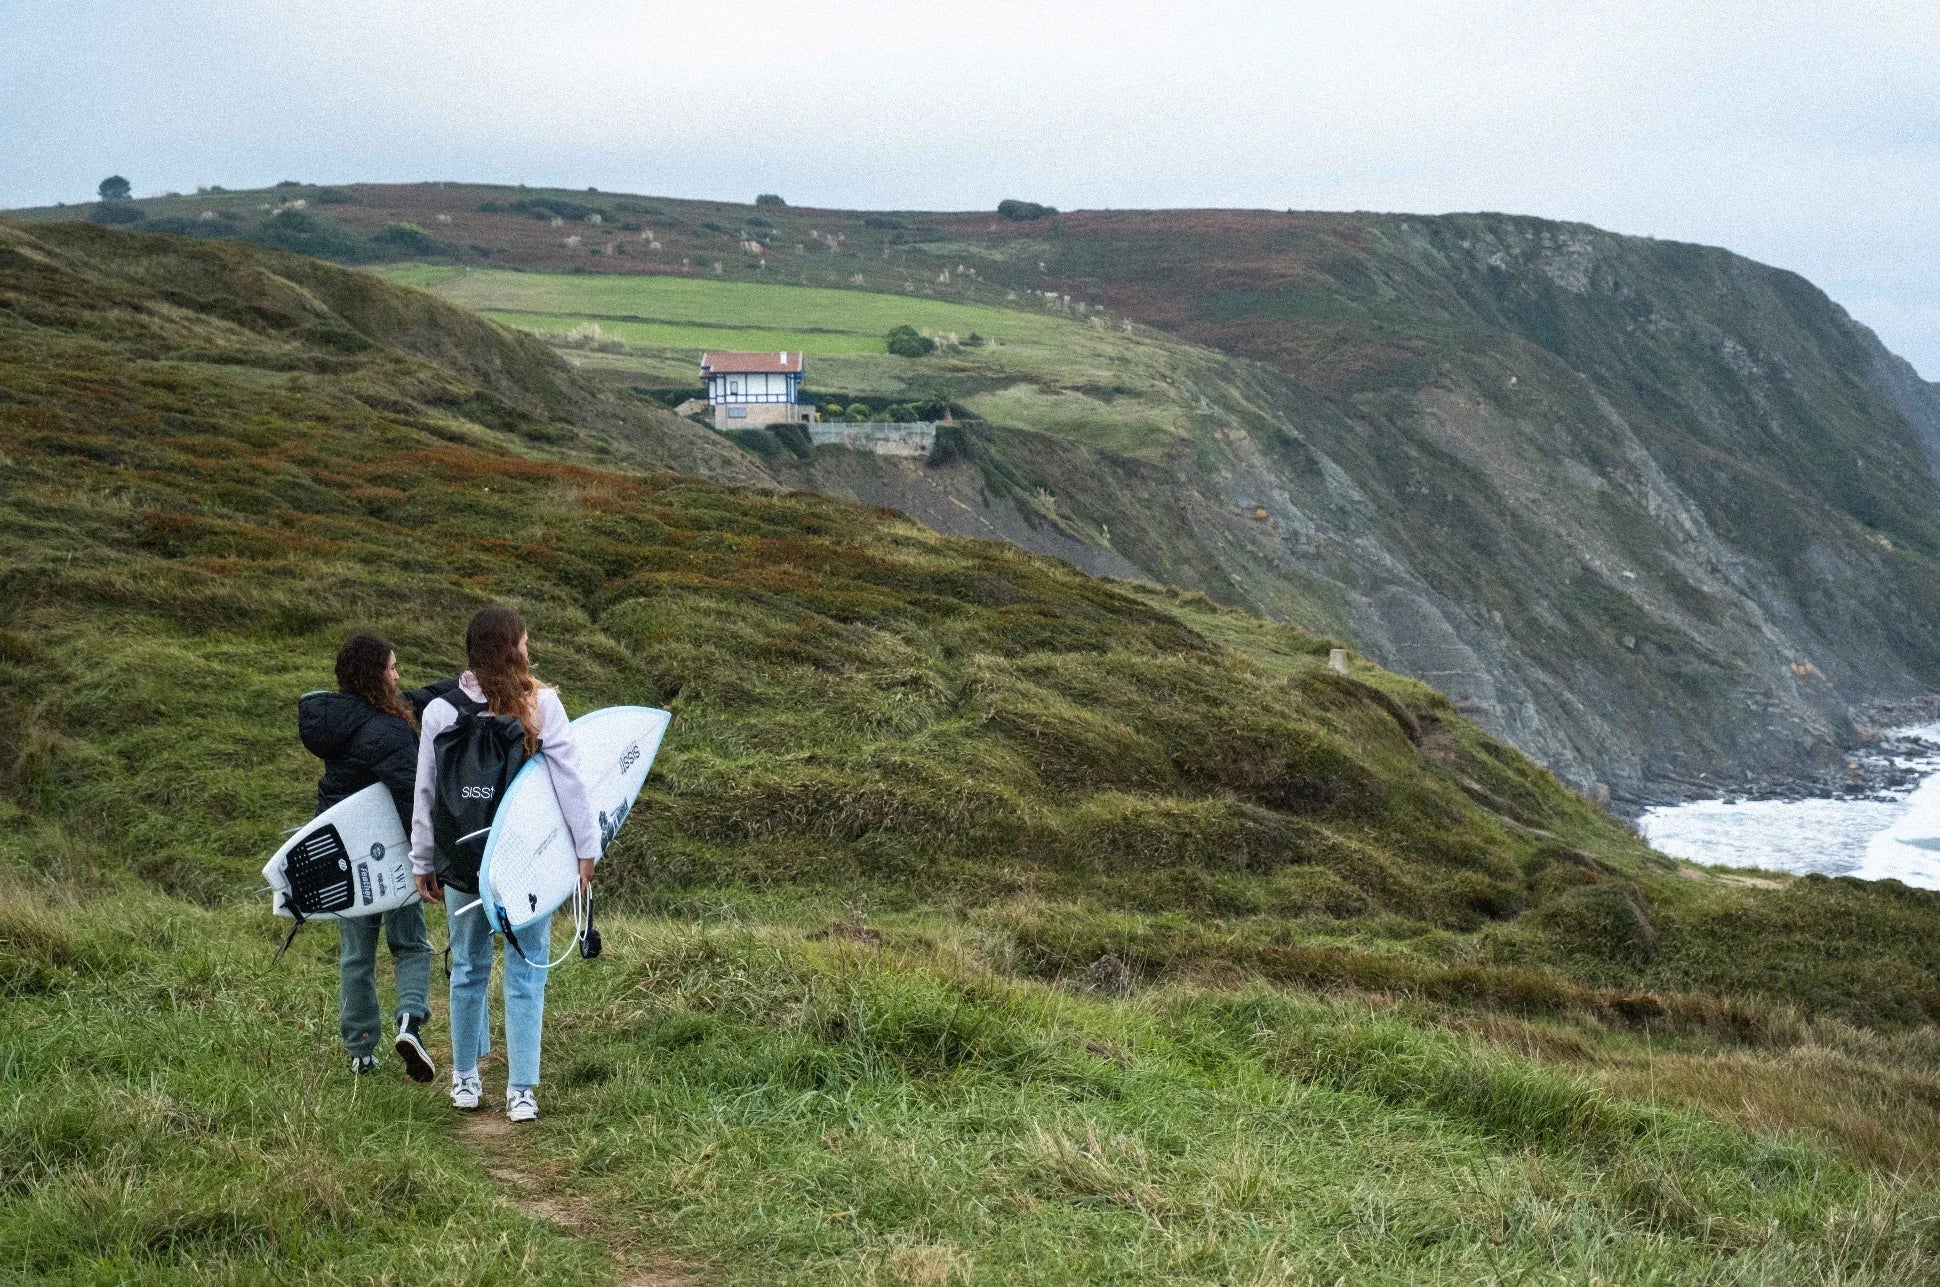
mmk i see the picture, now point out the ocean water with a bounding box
[1637,724,1940,890]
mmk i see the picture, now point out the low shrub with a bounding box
[88,203,143,226]
[998,199,1057,221]
[510,196,604,223]
[240,209,370,262]
[369,222,443,255]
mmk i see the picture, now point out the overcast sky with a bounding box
[5,0,1936,373]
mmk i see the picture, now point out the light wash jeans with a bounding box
[337,903,431,1056]
[449,897,551,1087]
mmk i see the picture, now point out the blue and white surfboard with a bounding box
[477,705,670,934]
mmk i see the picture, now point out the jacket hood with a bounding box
[298,690,379,759]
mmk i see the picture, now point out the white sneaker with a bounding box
[449,1068,482,1110]
[505,1086,539,1123]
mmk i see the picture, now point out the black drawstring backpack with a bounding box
[431,692,532,895]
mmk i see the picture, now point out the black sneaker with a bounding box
[394,1014,436,1083]
[350,1052,378,1075]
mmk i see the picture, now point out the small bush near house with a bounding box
[998,198,1057,221]
[886,324,936,358]
[755,193,787,206]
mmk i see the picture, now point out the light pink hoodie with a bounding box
[408,671,602,876]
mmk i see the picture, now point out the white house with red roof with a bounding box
[700,351,810,430]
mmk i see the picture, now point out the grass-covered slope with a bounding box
[7,223,1940,1282]
[126,179,1932,802]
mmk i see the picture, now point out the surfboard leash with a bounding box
[496,884,593,970]
[270,895,307,966]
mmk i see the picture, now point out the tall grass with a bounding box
[6,220,1940,1281]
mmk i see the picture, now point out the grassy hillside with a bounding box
[23,183,1940,801]
[7,222,1940,1282]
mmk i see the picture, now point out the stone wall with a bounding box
[712,401,810,430]
[807,422,938,457]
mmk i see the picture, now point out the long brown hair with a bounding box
[336,633,415,728]
[466,606,541,753]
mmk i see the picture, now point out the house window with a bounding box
[728,406,747,418]
[729,379,740,395]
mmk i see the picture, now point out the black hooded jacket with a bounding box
[298,678,461,827]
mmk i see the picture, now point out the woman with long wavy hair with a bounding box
[298,633,439,1081]
[409,606,600,1123]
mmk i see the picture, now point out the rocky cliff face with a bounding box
[763,212,1940,804]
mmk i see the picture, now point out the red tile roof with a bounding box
[701,351,803,374]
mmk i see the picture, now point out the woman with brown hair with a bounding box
[409,605,601,1123]
[298,633,439,1081]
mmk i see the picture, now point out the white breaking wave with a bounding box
[1638,723,1940,890]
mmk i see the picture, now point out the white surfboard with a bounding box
[265,782,417,919]
[478,705,670,935]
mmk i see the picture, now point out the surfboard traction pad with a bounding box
[266,782,415,919]
[282,824,357,915]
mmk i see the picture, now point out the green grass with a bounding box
[0,862,601,1284]
[8,221,1940,1282]
[486,310,894,355]
[10,872,1940,1284]
[374,263,1219,461]
[373,266,1072,351]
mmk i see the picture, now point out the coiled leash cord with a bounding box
[451,883,600,970]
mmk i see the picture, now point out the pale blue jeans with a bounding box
[448,895,551,1087]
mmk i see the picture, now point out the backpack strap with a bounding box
[442,689,488,719]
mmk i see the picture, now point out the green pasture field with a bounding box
[375,266,1070,351]
[377,264,1221,459]
[484,310,892,356]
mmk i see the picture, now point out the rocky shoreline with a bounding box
[1618,697,1940,818]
